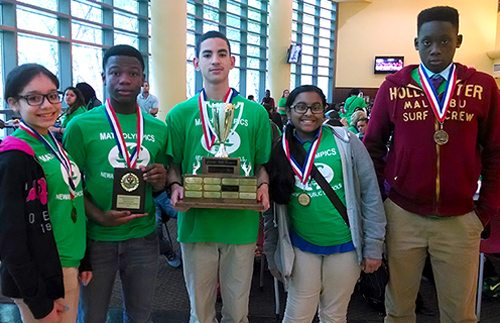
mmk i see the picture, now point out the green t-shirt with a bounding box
[288,127,352,246]
[63,106,168,241]
[343,96,366,123]
[277,97,287,115]
[410,67,447,93]
[12,129,86,267]
[166,94,272,244]
[61,106,87,128]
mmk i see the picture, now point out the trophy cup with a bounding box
[177,102,264,211]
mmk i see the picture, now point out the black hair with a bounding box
[247,95,254,100]
[103,44,145,71]
[64,86,86,115]
[285,85,327,110]
[349,88,360,96]
[75,82,97,106]
[195,31,231,58]
[357,117,369,124]
[5,64,59,103]
[417,6,459,34]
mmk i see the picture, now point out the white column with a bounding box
[268,0,293,100]
[150,0,187,121]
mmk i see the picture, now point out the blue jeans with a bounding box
[77,232,159,323]
[154,192,178,254]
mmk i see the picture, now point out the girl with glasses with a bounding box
[0,63,91,323]
[264,85,386,323]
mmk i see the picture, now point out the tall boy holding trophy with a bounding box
[167,31,271,323]
[63,45,168,322]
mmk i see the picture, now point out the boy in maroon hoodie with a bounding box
[364,6,500,323]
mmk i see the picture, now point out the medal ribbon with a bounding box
[20,121,76,199]
[105,98,144,169]
[199,88,238,150]
[282,125,322,185]
[418,63,457,123]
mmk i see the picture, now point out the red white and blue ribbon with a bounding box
[199,88,238,151]
[418,63,457,123]
[20,121,76,199]
[105,98,144,169]
[282,125,323,185]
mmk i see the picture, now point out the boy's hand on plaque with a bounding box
[257,183,270,211]
[170,183,190,212]
[102,210,147,226]
[140,164,167,190]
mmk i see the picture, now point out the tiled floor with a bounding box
[1,220,499,322]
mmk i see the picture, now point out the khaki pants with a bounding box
[384,199,482,323]
[181,242,256,323]
[14,267,79,323]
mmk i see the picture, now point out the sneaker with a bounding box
[164,251,182,268]
[483,276,500,298]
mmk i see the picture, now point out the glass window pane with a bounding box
[114,0,138,14]
[302,65,313,75]
[290,74,296,91]
[321,0,333,10]
[291,64,296,73]
[247,69,260,100]
[21,0,57,11]
[319,27,331,38]
[187,46,195,61]
[187,17,196,30]
[227,28,240,41]
[233,54,240,68]
[304,4,315,15]
[114,31,138,48]
[248,58,259,69]
[248,21,261,33]
[227,14,240,28]
[318,57,330,66]
[72,0,102,23]
[303,14,315,25]
[320,18,330,28]
[301,55,313,65]
[248,0,261,9]
[319,37,330,48]
[318,47,330,57]
[303,24,314,35]
[205,0,219,7]
[187,3,196,15]
[17,7,58,36]
[18,34,59,78]
[292,11,298,21]
[229,41,240,55]
[248,9,261,21]
[247,33,260,45]
[187,32,195,46]
[203,21,219,33]
[302,45,314,55]
[204,7,219,22]
[72,44,103,102]
[229,68,239,90]
[301,75,312,85]
[114,12,138,32]
[318,67,329,76]
[317,77,329,99]
[72,21,102,43]
[227,2,240,15]
[247,45,259,57]
[303,35,314,45]
[187,61,195,98]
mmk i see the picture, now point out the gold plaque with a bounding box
[204,184,222,191]
[185,183,202,191]
[222,178,240,185]
[240,185,256,192]
[240,192,257,199]
[120,172,140,192]
[240,178,257,186]
[204,191,221,198]
[185,177,203,184]
[222,192,239,199]
[116,194,141,209]
[204,177,221,184]
[185,191,203,198]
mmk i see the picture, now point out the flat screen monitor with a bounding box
[287,45,302,64]
[374,56,404,74]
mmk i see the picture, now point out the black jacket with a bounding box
[0,136,64,319]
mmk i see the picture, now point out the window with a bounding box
[187,0,268,99]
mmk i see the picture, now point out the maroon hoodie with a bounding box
[364,63,500,224]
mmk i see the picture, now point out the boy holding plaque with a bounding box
[364,6,500,322]
[63,45,168,323]
[166,31,271,323]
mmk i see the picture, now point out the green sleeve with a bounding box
[254,105,272,165]
[62,118,86,171]
[165,106,184,164]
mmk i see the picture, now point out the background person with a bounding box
[137,81,159,116]
[0,63,90,323]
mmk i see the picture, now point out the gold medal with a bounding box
[433,129,449,145]
[297,193,311,206]
[120,172,140,192]
[71,207,77,223]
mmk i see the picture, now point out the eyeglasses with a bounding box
[18,91,64,106]
[290,102,324,114]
